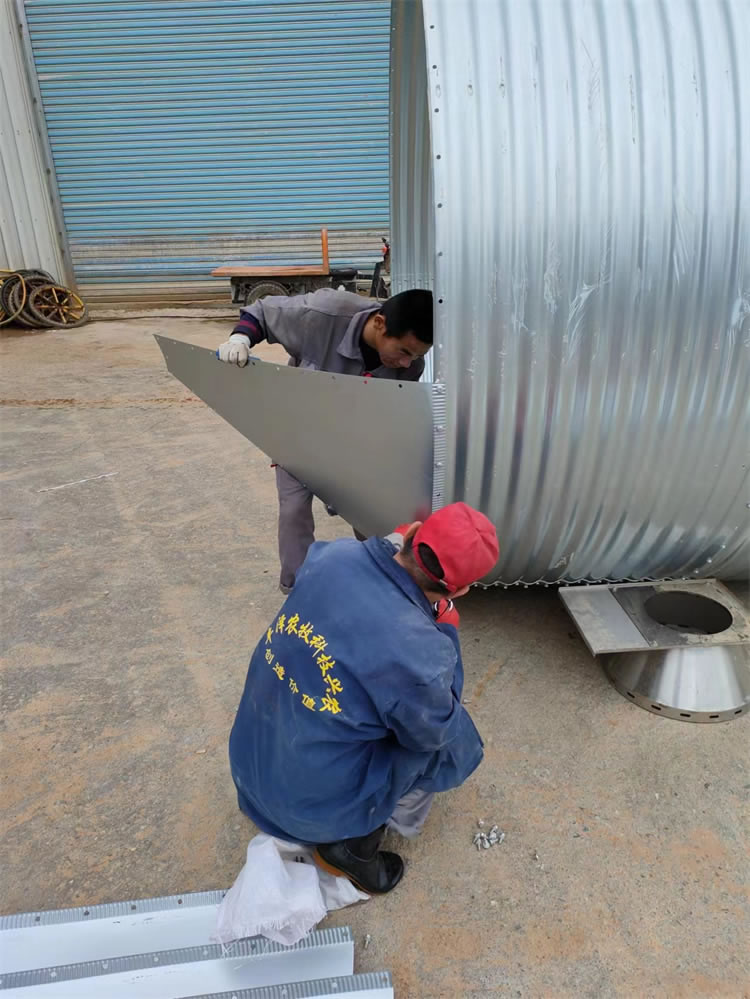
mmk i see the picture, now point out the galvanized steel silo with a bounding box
[390,0,750,584]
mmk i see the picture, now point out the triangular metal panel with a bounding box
[156,336,436,537]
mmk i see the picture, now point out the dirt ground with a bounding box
[1,317,748,998]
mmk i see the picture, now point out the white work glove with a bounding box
[218,333,251,366]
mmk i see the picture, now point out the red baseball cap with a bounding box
[412,502,499,591]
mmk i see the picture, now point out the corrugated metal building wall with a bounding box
[0,0,67,280]
[22,0,391,302]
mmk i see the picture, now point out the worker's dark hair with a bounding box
[403,536,449,591]
[379,289,433,345]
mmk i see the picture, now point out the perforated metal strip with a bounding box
[0,890,226,931]
[430,382,448,512]
[0,927,353,992]
[186,972,394,999]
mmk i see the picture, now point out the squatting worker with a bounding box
[217,288,433,594]
[228,502,499,894]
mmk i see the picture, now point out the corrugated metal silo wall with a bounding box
[391,0,749,584]
[22,0,391,301]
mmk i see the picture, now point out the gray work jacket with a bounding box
[240,289,425,381]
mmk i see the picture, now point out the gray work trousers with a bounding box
[275,466,365,589]
[387,789,435,839]
[275,466,314,590]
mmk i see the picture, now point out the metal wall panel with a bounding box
[0,0,67,279]
[391,0,749,584]
[22,0,391,298]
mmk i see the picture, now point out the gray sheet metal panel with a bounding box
[156,337,435,538]
[390,0,750,584]
[0,0,68,279]
[0,928,354,997]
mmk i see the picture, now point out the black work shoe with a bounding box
[314,825,404,895]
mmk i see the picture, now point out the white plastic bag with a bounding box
[213,834,369,947]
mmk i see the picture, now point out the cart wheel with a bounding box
[245,280,289,304]
[11,277,49,328]
[20,269,55,282]
[0,273,22,314]
[28,284,89,328]
[0,273,26,327]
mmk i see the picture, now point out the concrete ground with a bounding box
[1,317,748,998]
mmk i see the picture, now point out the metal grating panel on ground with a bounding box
[0,929,355,997]
[182,973,393,999]
[0,891,226,974]
[22,0,391,297]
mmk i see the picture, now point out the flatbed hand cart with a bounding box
[212,228,362,305]
[212,229,390,305]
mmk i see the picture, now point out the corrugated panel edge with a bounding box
[2,0,72,283]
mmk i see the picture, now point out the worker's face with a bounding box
[373,316,431,369]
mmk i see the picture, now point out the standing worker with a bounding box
[217,288,433,593]
[229,502,499,894]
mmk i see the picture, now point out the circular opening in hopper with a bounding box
[644,592,733,635]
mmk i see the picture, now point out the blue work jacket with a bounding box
[228,536,483,844]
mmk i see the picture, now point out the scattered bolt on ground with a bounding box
[473,821,506,850]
